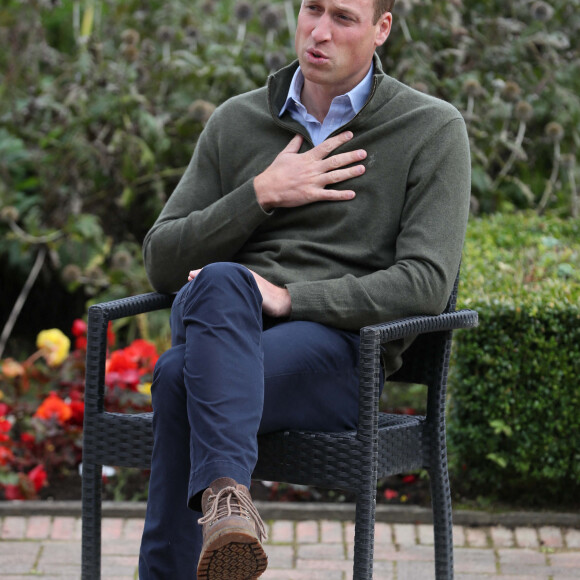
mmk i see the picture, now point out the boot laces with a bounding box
[198,486,268,542]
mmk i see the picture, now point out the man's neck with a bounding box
[300,81,336,123]
[300,65,373,123]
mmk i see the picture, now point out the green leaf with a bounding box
[486,453,509,469]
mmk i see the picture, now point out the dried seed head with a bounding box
[501,80,521,102]
[202,0,217,14]
[260,6,282,31]
[86,266,105,284]
[122,44,139,62]
[0,206,19,222]
[514,101,533,123]
[265,51,286,72]
[157,25,175,42]
[184,26,199,40]
[452,26,470,39]
[491,78,506,92]
[235,1,253,21]
[188,99,216,124]
[531,1,555,22]
[111,250,133,270]
[62,264,82,284]
[545,121,564,143]
[463,78,482,97]
[121,29,140,46]
[393,0,413,17]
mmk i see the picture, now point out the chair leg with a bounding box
[352,489,376,580]
[81,462,103,580]
[429,462,454,580]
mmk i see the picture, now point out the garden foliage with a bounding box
[1,0,579,342]
[449,213,580,505]
[0,0,579,505]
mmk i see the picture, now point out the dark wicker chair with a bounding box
[81,281,478,580]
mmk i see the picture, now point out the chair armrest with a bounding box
[364,309,479,345]
[355,309,478,443]
[84,292,175,415]
[87,292,175,322]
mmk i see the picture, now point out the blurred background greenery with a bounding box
[0,0,578,507]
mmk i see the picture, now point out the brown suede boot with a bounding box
[197,477,268,580]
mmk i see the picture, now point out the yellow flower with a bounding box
[137,382,152,398]
[36,329,71,367]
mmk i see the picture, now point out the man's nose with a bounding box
[311,14,332,42]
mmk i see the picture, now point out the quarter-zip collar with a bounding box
[268,53,388,136]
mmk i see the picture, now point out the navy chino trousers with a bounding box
[138,262,363,579]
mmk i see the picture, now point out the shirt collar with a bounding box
[279,62,374,119]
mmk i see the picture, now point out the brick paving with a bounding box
[0,515,579,579]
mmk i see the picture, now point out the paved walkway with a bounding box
[1,514,579,579]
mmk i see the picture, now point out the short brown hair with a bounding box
[374,0,395,23]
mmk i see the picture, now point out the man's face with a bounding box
[295,0,392,97]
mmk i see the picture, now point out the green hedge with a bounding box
[448,212,580,506]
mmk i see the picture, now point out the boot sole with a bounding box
[197,527,268,580]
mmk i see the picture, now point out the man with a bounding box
[139,0,471,579]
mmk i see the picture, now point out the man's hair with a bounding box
[374,0,395,23]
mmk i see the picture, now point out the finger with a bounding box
[321,163,366,186]
[324,149,367,172]
[188,268,202,281]
[281,134,304,154]
[314,188,357,201]
[310,131,354,160]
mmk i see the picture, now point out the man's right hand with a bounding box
[253,131,367,212]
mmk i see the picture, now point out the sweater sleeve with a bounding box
[142,112,272,293]
[286,116,471,331]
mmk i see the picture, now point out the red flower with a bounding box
[125,339,159,374]
[71,319,87,337]
[107,321,116,347]
[3,484,25,500]
[105,369,141,391]
[33,392,73,424]
[68,401,85,426]
[105,339,159,390]
[0,402,9,416]
[0,445,14,466]
[0,422,10,443]
[75,336,88,351]
[384,488,399,500]
[402,474,417,484]
[107,349,137,374]
[20,432,36,446]
[28,465,47,493]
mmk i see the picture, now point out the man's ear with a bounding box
[375,12,393,47]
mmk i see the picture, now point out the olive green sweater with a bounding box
[143,57,471,359]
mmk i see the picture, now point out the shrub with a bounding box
[1,0,579,351]
[0,0,297,352]
[449,212,580,506]
[386,0,580,217]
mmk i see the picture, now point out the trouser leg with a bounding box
[139,263,362,579]
[139,345,201,579]
[177,264,265,505]
[140,263,264,580]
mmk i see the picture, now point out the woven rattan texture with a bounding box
[81,286,477,580]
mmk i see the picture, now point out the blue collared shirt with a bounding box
[279,64,374,146]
